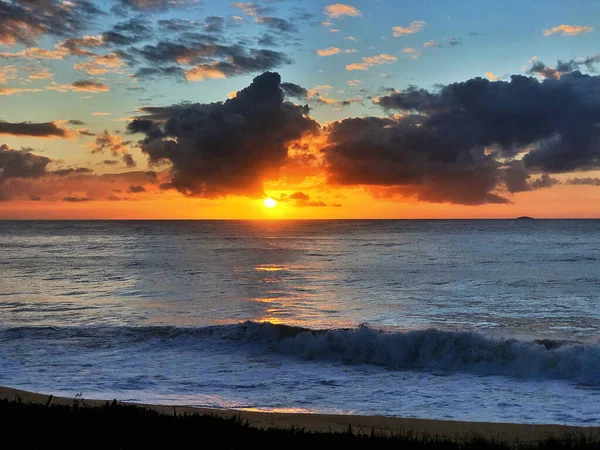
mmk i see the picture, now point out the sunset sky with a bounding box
[1,0,599,219]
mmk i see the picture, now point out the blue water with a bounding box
[1,220,599,425]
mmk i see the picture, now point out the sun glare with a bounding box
[263,198,277,208]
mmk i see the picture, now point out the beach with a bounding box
[2,385,598,444]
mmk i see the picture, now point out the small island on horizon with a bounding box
[516,216,535,220]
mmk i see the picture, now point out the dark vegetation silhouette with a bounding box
[1,397,600,449]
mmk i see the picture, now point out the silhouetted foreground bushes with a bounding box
[1,397,599,449]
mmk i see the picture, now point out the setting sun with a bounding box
[263,198,277,208]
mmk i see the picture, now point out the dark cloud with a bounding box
[0,0,102,46]
[133,38,292,80]
[128,184,146,193]
[256,17,298,34]
[376,70,600,174]
[278,191,335,207]
[134,66,187,81]
[114,0,198,13]
[0,121,70,138]
[0,144,95,200]
[257,33,279,48]
[127,71,317,197]
[0,144,51,180]
[92,131,132,156]
[102,18,153,46]
[131,105,192,122]
[527,55,600,80]
[51,167,94,176]
[323,67,600,204]
[281,82,308,99]
[68,119,85,125]
[531,173,560,189]
[289,191,309,201]
[123,153,136,168]
[204,16,226,34]
[63,196,92,202]
[101,160,120,166]
[322,116,508,205]
[567,177,600,186]
[71,80,110,92]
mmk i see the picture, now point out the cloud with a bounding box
[0,87,43,96]
[379,71,600,173]
[281,82,308,99]
[102,18,153,46]
[0,121,71,138]
[393,21,426,36]
[92,112,112,116]
[423,40,439,48]
[346,54,397,71]
[324,4,361,19]
[27,68,53,80]
[185,64,227,81]
[115,0,199,12]
[73,53,125,75]
[323,68,600,204]
[134,66,187,81]
[91,131,132,156]
[322,116,507,205]
[485,72,499,81]
[0,144,135,201]
[128,184,146,193]
[0,66,17,84]
[46,80,110,93]
[0,0,102,47]
[0,152,158,201]
[527,55,600,80]
[123,153,136,168]
[543,24,594,36]
[277,191,334,207]
[126,71,318,198]
[231,2,272,17]
[133,39,292,80]
[256,17,298,34]
[316,47,357,56]
[0,47,68,60]
[401,47,422,59]
[567,177,600,186]
[0,144,52,181]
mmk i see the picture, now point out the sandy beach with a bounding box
[2,386,598,444]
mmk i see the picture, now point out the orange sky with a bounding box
[2,183,599,220]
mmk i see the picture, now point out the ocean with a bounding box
[1,220,599,425]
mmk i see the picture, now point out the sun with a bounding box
[263,197,277,208]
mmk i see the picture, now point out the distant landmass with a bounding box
[516,216,534,220]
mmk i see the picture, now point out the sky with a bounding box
[0,0,599,219]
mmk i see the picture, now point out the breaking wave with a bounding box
[2,321,599,384]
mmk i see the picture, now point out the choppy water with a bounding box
[1,220,599,425]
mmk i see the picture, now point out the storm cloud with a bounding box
[0,121,71,138]
[127,71,317,197]
[325,69,600,204]
[0,0,102,46]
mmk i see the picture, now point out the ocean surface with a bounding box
[1,220,599,425]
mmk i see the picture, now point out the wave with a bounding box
[2,322,599,384]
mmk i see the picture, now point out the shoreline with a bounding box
[2,386,598,443]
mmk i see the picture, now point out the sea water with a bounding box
[1,220,599,425]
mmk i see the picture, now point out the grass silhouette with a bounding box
[1,397,599,449]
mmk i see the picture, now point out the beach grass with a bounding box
[1,387,600,449]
